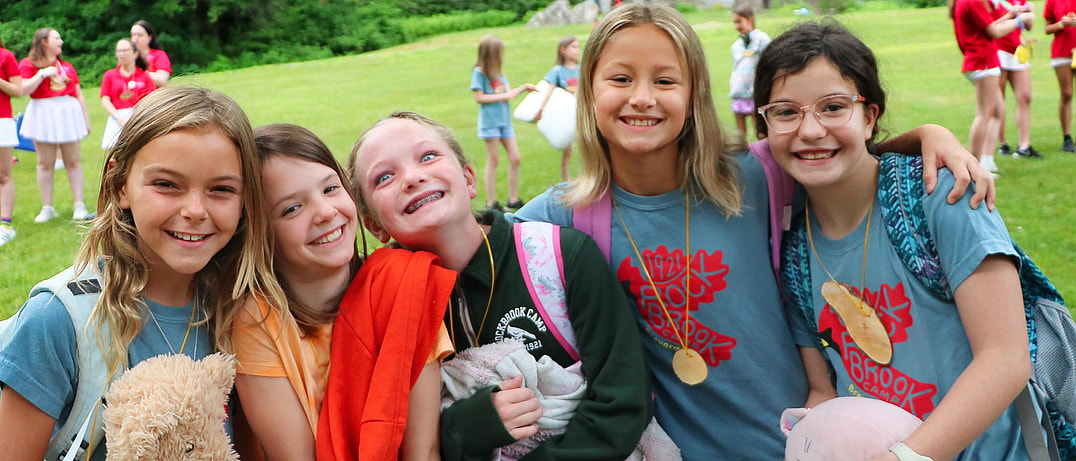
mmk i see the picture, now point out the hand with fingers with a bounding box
[493,375,543,441]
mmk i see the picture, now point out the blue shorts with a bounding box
[478,124,515,140]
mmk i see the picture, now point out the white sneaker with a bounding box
[34,206,59,223]
[54,158,65,170]
[979,155,998,173]
[0,227,14,246]
[72,202,89,221]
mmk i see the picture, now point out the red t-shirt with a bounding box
[996,0,1027,53]
[954,0,1001,71]
[1045,0,1076,58]
[0,49,19,118]
[99,66,155,109]
[19,58,79,99]
[145,48,171,74]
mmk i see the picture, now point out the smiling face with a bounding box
[118,129,244,286]
[765,58,879,190]
[262,156,357,283]
[592,24,691,167]
[353,118,477,248]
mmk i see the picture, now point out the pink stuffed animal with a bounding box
[781,397,922,461]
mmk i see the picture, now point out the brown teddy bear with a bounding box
[103,353,239,461]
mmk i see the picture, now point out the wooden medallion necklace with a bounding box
[805,195,893,365]
[448,224,496,350]
[613,191,708,385]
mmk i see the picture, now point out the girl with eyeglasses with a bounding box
[757,21,1046,461]
[99,39,155,150]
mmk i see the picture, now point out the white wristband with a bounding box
[890,441,933,461]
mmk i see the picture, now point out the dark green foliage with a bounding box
[0,0,512,85]
[398,10,519,41]
[901,0,947,7]
[390,0,553,19]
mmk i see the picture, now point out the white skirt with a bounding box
[101,108,133,150]
[19,96,88,144]
[0,118,16,147]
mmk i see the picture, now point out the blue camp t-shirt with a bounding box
[785,168,1030,460]
[543,64,579,93]
[0,286,221,461]
[470,66,512,130]
[512,152,809,461]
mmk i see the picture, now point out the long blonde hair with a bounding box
[475,35,504,80]
[564,2,743,216]
[77,86,286,367]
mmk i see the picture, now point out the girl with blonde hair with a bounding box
[0,85,285,461]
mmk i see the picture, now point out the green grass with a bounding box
[3,6,1075,317]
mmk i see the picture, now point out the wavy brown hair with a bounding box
[76,86,286,366]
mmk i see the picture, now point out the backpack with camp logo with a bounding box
[0,264,123,461]
[782,153,1076,461]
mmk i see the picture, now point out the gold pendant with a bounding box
[672,347,708,385]
[820,280,893,365]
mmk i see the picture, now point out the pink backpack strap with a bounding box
[749,139,795,277]
[513,222,580,362]
[571,192,612,263]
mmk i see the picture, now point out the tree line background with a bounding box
[0,0,562,86]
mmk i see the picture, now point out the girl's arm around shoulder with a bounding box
[878,124,996,210]
[520,229,651,460]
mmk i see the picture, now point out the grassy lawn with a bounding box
[2,5,1075,316]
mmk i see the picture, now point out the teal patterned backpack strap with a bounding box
[877,153,1076,460]
[876,154,951,299]
[780,213,826,353]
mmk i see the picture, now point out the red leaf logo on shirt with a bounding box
[817,282,936,417]
[617,246,736,366]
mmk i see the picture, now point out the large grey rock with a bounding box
[528,0,600,27]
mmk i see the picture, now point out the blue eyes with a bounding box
[373,152,438,186]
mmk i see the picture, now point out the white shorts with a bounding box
[998,50,1030,72]
[1052,58,1073,68]
[19,96,88,144]
[101,108,133,150]
[964,67,1002,82]
[0,118,16,148]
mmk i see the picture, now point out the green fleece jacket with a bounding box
[439,210,652,461]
